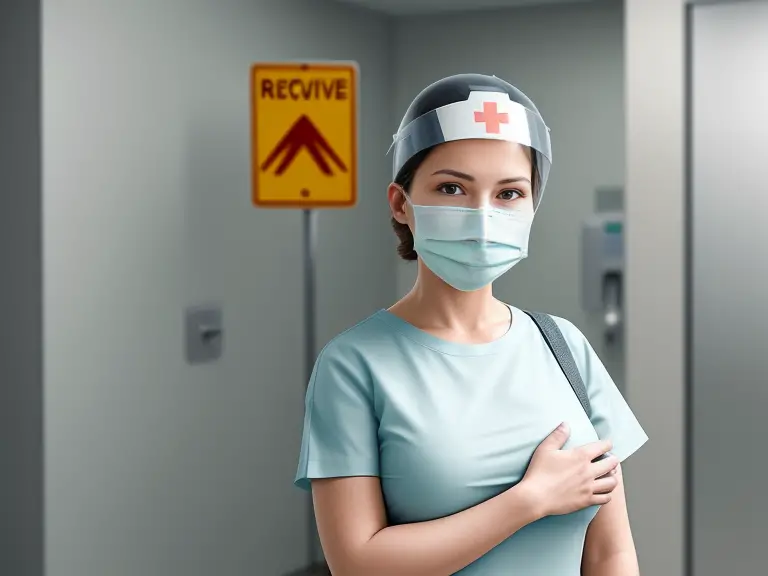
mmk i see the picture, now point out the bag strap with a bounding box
[523,310,593,418]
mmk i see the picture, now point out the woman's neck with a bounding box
[393,261,509,333]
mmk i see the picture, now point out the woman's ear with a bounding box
[387,183,409,225]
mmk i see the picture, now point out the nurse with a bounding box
[295,73,647,575]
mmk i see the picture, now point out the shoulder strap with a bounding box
[523,310,593,418]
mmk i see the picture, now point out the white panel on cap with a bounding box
[434,92,532,147]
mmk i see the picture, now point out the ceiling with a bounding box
[333,0,596,16]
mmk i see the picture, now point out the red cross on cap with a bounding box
[474,102,509,134]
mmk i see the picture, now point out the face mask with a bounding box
[405,195,534,292]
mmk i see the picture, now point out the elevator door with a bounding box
[690,1,768,574]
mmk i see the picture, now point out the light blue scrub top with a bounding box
[295,305,648,575]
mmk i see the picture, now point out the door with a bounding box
[690,1,768,574]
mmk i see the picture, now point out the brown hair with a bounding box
[390,146,541,261]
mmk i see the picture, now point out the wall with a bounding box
[392,0,626,384]
[625,0,685,574]
[0,1,45,576]
[3,0,691,574]
[41,1,393,575]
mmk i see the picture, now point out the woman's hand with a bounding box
[519,423,619,517]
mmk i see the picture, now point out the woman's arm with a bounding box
[581,464,640,576]
[311,427,617,576]
[312,476,542,576]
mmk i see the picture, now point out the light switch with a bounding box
[185,304,223,364]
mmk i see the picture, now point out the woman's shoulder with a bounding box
[309,310,399,396]
[510,305,594,365]
[317,309,399,362]
[548,313,588,344]
[510,305,588,345]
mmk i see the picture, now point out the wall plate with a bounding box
[185,305,223,364]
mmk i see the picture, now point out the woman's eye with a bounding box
[498,189,523,201]
[438,184,464,196]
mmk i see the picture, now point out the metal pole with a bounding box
[302,208,319,566]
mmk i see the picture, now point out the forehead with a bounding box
[420,139,532,175]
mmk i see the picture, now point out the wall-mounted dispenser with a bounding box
[581,188,624,345]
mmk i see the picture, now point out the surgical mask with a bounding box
[405,195,534,292]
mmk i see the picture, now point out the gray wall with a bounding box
[392,0,626,384]
[1,0,694,574]
[41,1,392,575]
[625,0,685,574]
[0,1,44,576]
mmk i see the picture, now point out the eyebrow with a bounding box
[431,169,531,186]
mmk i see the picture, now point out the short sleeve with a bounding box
[553,317,649,463]
[294,342,380,491]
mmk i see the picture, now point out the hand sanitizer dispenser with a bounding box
[581,212,624,344]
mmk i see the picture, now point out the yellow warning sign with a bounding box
[251,62,358,208]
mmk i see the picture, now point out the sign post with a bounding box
[251,61,358,570]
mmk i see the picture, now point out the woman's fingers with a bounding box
[593,475,619,495]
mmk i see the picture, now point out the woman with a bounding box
[295,74,647,575]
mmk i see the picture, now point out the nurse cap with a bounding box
[390,73,552,209]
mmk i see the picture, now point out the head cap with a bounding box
[390,73,552,208]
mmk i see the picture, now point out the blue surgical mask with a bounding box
[406,197,534,292]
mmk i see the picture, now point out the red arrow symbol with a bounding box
[261,115,347,176]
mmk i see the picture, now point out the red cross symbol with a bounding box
[474,102,509,134]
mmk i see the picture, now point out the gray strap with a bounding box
[523,310,593,418]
